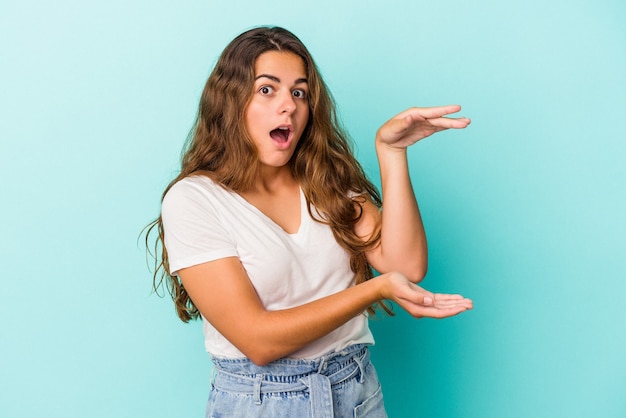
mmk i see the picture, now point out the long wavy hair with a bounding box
[145,26,388,322]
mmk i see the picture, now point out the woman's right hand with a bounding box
[379,272,473,319]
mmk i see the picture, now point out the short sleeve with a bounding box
[161,178,238,276]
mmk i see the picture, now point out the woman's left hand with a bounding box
[376,105,471,150]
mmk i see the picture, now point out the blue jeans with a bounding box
[206,344,387,417]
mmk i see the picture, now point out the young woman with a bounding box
[147,26,473,417]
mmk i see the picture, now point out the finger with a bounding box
[433,307,470,319]
[433,293,464,298]
[432,293,467,301]
[399,296,473,318]
[404,291,435,306]
[423,116,471,130]
[432,295,473,307]
[397,286,434,306]
[415,286,435,305]
[420,305,471,319]
[432,296,471,305]
[400,105,463,120]
[433,300,473,310]
[403,304,465,319]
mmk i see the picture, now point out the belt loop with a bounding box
[317,354,328,374]
[253,374,263,405]
[354,352,365,384]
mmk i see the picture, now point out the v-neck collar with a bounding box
[234,187,308,238]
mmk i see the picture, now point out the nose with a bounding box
[279,92,296,115]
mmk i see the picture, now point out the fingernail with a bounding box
[424,296,433,305]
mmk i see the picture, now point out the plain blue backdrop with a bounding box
[1,1,625,417]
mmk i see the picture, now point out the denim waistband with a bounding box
[210,344,370,418]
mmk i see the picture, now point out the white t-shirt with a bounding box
[161,175,374,359]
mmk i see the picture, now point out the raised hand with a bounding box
[376,105,471,151]
[380,272,473,319]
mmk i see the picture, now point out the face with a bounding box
[245,51,310,169]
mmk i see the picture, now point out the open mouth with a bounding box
[270,126,291,143]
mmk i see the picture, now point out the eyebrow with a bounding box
[255,74,308,85]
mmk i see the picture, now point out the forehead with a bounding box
[254,51,307,79]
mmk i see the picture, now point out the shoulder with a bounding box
[162,175,228,220]
[165,174,220,198]
[163,175,225,206]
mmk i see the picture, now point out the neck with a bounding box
[250,165,298,195]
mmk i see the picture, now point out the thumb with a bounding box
[381,115,411,136]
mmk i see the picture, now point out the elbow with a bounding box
[248,356,271,367]
[246,349,275,367]
[404,260,428,284]
[230,314,296,366]
[407,268,427,284]
[379,246,428,283]
[378,258,427,283]
[238,341,286,367]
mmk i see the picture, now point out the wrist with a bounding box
[373,273,392,301]
[375,137,408,157]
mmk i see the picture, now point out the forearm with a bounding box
[240,276,386,365]
[181,258,389,366]
[375,139,428,281]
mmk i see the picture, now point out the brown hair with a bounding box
[145,26,387,322]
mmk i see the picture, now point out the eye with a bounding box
[258,86,274,95]
[292,88,307,99]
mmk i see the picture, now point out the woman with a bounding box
[147,26,473,417]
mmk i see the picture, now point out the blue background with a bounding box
[1,1,625,417]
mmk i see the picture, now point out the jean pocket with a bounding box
[353,383,387,417]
